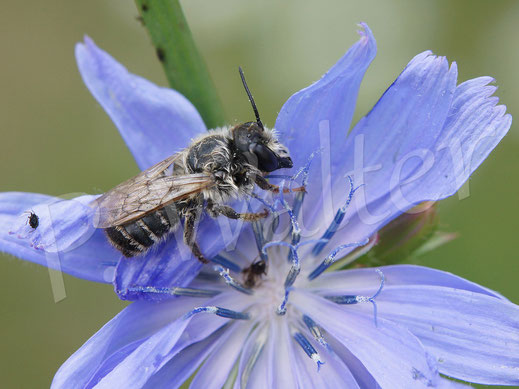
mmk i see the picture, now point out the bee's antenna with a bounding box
[239,66,264,130]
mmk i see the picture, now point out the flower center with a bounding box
[127,167,385,372]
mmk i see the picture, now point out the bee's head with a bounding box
[232,122,292,172]
[234,67,293,172]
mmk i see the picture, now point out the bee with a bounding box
[92,68,300,263]
[26,211,39,229]
[242,259,267,288]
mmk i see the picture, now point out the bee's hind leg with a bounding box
[207,200,268,222]
[254,174,305,194]
[184,210,209,264]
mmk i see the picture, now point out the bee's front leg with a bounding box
[183,210,209,264]
[254,174,305,194]
[206,200,268,221]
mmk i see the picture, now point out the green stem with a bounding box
[135,0,227,129]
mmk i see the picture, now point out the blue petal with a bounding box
[398,76,511,201]
[75,36,207,170]
[113,228,201,301]
[376,285,519,385]
[314,52,456,236]
[52,297,203,389]
[339,52,457,204]
[276,23,376,171]
[94,293,249,388]
[291,327,361,388]
[307,54,510,261]
[293,291,441,388]
[307,265,507,300]
[143,327,224,389]
[236,324,270,389]
[267,319,296,388]
[0,192,116,283]
[274,24,376,226]
[325,334,379,388]
[114,216,238,301]
[190,321,254,388]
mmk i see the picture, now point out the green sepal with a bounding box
[352,202,455,268]
[135,0,227,129]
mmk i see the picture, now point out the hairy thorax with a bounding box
[184,131,255,204]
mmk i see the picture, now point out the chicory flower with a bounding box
[24,23,515,387]
[52,232,519,387]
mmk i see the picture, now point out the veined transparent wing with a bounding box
[91,154,214,227]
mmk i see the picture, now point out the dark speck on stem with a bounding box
[156,47,166,62]
[141,3,149,12]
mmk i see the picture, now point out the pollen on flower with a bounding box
[312,354,325,371]
[294,331,325,371]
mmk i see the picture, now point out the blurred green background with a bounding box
[1,1,517,387]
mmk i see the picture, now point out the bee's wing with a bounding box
[91,154,215,228]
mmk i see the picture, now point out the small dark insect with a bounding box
[243,259,267,288]
[92,67,303,263]
[26,211,39,229]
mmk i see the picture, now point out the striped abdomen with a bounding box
[105,205,180,257]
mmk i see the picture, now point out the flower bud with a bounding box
[355,202,456,267]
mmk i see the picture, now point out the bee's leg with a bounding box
[254,174,305,194]
[184,210,209,264]
[207,201,268,222]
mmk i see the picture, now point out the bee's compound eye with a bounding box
[249,143,279,172]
